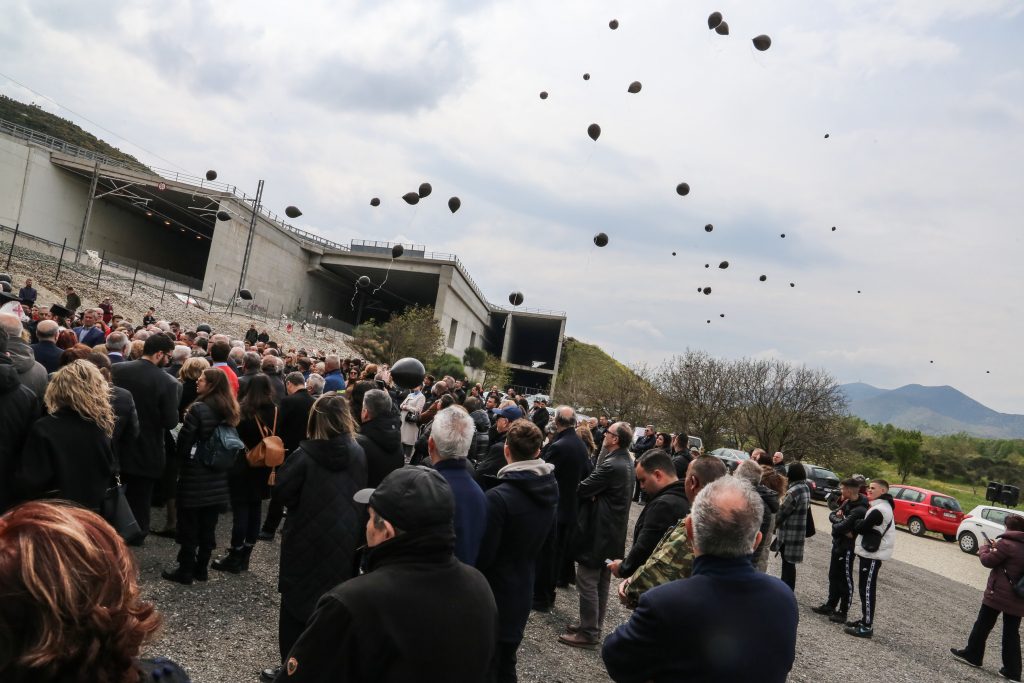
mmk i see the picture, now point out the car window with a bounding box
[889,486,905,499]
[930,495,961,512]
[984,509,1010,525]
[821,470,838,480]
[901,490,925,503]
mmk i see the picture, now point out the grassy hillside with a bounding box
[0,95,144,168]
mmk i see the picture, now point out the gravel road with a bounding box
[139,501,1009,682]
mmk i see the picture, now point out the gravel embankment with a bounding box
[139,501,1006,683]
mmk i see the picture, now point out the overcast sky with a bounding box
[2,0,1022,412]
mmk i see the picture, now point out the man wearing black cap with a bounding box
[475,404,522,483]
[276,466,497,683]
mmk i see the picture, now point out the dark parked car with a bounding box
[709,448,749,473]
[802,464,840,502]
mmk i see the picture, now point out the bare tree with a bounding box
[655,350,738,450]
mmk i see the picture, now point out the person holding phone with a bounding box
[951,514,1024,680]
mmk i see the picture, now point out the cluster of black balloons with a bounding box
[377,182,459,213]
[707,11,772,49]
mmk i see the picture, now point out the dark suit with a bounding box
[111,358,182,537]
[73,325,105,348]
[263,389,316,535]
[31,341,63,374]
[107,352,126,364]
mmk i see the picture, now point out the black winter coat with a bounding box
[753,484,781,568]
[175,401,231,510]
[355,414,404,488]
[275,528,497,683]
[0,360,40,511]
[574,448,635,569]
[111,359,182,478]
[110,386,140,466]
[265,372,287,405]
[477,463,558,643]
[475,435,508,486]
[830,495,869,554]
[618,480,690,578]
[542,428,593,524]
[178,379,198,422]
[19,409,114,511]
[278,390,315,455]
[232,405,277,501]
[469,409,490,461]
[275,435,367,622]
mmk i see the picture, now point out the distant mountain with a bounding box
[841,383,1024,439]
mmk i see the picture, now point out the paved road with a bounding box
[140,501,1009,682]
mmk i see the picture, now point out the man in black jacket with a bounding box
[629,425,657,503]
[0,327,41,512]
[533,406,592,610]
[261,373,316,540]
[237,351,263,398]
[608,449,690,581]
[812,478,869,623]
[477,419,558,683]
[111,333,182,542]
[276,467,497,683]
[475,405,521,484]
[530,399,549,433]
[356,389,404,487]
[560,421,635,649]
[30,319,62,374]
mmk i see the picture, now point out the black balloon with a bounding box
[593,232,609,247]
[707,12,723,29]
[720,313,725,318]
[216,210,231,221]
[672,251,677,256]
[588,123,601,141]
[402,192,420,205]
[704,224,713,232]
[715,21,729,35]
[676,182,690,196]
[702,287,712,295]
[707,320,711,324]
[239,289,253,300]
[392,244,404,259]
[285,206,302,218]
[752,35,771,51]
[857,290,861,294]
[759,275,767,282]
[831,226,837,231]
[391,357,426,390]
[418,183,432,198]
[205,170,217,181]
[705,264,709,268]
[508,291,524,307]
[609,19,619,29]
[780,233,786,238]
[719,261,729,269]
[824,133,830,139]
[448,196,461,213]
[370,197,381,206]
[790,282,795,287]
[627,81,642,94]
[583,73,591,80]
[540,91,548,99]
[357,275,371,288]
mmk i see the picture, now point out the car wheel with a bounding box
[959,532,978,554]
[907,517,925,536]
[943,533,956,542]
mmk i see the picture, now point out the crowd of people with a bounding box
[0,282,1021,682]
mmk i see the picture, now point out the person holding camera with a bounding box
[951,514,1024,681]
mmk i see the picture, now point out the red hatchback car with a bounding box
[888,485,965,542]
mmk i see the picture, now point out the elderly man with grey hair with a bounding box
[356,388,404,487]
[305,373,325,398]
[0,312,46,398]
[426,406,487,564]
[106,331,129,364]
[602,476,798,682]
[30,319,62,373]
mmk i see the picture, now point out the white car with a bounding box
[957,505,1024,554]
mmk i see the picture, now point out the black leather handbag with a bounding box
[99,470,144,545]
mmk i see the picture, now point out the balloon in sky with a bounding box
[392,244,404,259]
[715,21,729,35]
[831,226,837,231]
[705,224,714,232]
[752,35,772,51]
[627,81,642,94]
[588,123,602,141]
[676,182,690,196]
[418,183,432,198]
[216,210,231,221]
[707,320,711,324]
[205,170,217,181]
[707,12,723,29]
[583,73,591,80]
[759,275,767,282]
[357,275,371,288]
[402,192,420,205]
[790,282,795,287]
[702,287,712,295]
[508,291,524,307]
[391,357,426,390]
[780,233,786,238]
[370,197,380,206]
[609,19,619,29]
[593,232,609,247]
[720,313,725,318]
[448,196,461,213]
[719,261,729,269]
[285,206,302,219]
[239,289,253,300]
[672,251,677,256]
[539,91,548,99]
[824,133,830,139]
[705,264,710,268]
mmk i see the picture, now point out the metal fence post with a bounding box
[130,261,139,296]
[160,277,167,304]
[5,223,18,270]
[209,282,217,311]
[96,250,105,288]
[55,238,67,282]
[185,286,191,309]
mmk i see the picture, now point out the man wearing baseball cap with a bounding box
[275,466,497,682]
[475,404,523,484]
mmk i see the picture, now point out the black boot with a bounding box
[195,549,212,582]
[162,546,196,584]
[239,543,254,571]
[161,565,194,584]
[211,547,245,574]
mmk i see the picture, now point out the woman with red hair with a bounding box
[0,501,189,681]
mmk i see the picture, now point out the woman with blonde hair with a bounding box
[0,501,189,682]
[259,393,366,680]
[127,339,145,360]
[162,368,240,585]
[577,422,597,457]
[18,360,116,511]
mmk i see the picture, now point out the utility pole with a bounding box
[75,162,101,261]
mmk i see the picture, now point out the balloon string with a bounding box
[406,205,419,231]
[350,289,358,311]
[371,259,394,295]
